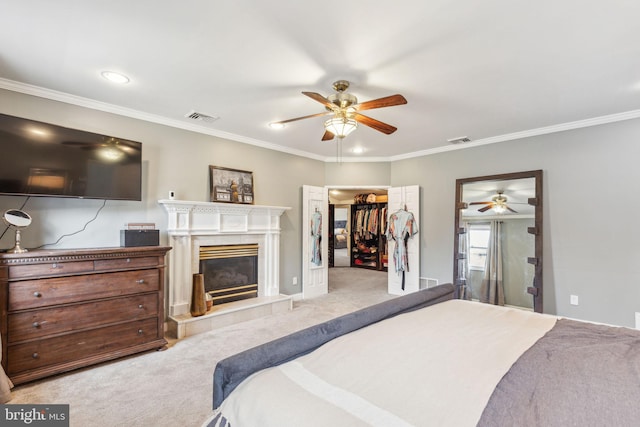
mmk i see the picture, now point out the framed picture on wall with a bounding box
[209,165,254,204]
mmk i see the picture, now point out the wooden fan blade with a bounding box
[321,130,334,141]
[271,111,332,125]
[507,206,518,213]
[354,94,407,111]
[478,205,493,212]
[302,92,336,110]
[353,113,397,134]
[469,201,493,205]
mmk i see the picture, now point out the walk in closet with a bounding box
[350,203,388,271]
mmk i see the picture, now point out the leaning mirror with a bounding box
[453,170,543,312]
[3,209,32,253]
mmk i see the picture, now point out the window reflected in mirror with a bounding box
[468,223,490,271]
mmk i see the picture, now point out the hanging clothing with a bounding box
[353,205,381,241]
[310,210,322,266]
[387,208,418,290]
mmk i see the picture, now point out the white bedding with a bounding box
[215,299,557,426]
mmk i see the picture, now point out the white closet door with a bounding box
[302,185,329,299]
[387,185,420,295]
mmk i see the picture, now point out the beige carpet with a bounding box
[334,248,350,267]
[8,267,393,427]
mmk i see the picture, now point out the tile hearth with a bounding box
[168,295,292,338]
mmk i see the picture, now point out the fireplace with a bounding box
[200,244,259,305]
[159,199,292,338]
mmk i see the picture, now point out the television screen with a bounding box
[0,113,142,201]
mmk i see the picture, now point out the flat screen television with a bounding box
[0,113,142,201]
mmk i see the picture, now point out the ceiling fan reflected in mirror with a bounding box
[270,80,407,140]
[61,137,133,161]
[469,191,521,214]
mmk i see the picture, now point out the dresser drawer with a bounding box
[9,269,160,310]
[7,293,159,342]
[9,261,94,279]
[94,256,159,271]
[7,318,159,375]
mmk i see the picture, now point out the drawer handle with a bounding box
[126,258,131,263]
[137,329,143,335]
[33,291,42,298]
[138,304,144,309]
[32,353,39,359]
[51,263,62,269]
[136,279,145,284]
[33,322,41,328]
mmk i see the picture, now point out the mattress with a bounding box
[209,297,556,426]
[206,285,640,426]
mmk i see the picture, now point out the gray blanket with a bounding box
[478,318,640,427]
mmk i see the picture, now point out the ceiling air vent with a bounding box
[447,136,471,144]
[184,110,220,123]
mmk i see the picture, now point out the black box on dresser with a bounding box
[120,229,160,247]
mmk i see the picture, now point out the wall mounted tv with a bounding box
[0,113,142,201]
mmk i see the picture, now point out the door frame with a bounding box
[302,185,329,299]
[303,185,420,298]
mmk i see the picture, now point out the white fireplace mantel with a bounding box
[159,199,291,337]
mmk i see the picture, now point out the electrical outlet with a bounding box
[570,295,579,306]
[292,276,298,286]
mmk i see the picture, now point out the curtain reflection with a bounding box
[479,221,504,306]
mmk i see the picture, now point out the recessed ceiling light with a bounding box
[269,122,285,130]
[101,71,130,84]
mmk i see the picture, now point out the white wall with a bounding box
[4,88,640,327]
[0,89,325,296]
[392,117,640,327]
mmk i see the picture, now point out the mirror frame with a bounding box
[453,170,543,312]
[3,209,32,229]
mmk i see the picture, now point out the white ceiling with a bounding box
[1,1,640,161]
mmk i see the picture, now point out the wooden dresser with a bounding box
[0,246,171,385]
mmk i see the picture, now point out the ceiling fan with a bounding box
[62,137,134,161]
[469,191,519,214]
[270,80,407,140]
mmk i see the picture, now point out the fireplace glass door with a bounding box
[199,244,258,305]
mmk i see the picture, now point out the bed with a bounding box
[206,283,640,426]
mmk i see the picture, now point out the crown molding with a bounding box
[2,77,639,164]
[390,109,640,161]
[0,78,326,161]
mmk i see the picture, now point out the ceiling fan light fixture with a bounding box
[493,204,507,214]
[324,117,358,139]
[98,137,125,162]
